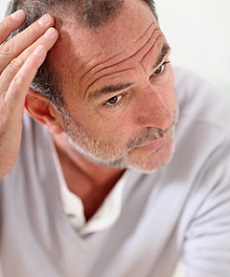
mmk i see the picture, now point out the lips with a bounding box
[137,131,166,152]
[127,121,175,154]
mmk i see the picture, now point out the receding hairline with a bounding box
[5,0,158,110]
[7,0,157,29]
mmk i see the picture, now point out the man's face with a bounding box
[51,0,178,172]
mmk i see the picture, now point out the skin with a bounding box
[1,0,178,219]
[0,11,58,178]
[49,0,178,171]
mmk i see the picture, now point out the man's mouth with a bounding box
[134,130,166,152]
[128,122,174,153]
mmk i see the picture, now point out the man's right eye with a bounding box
[105,95,123,106]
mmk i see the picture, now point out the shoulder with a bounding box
[173,67,230,157]
[174,67,230,132]
[166,67,230,193]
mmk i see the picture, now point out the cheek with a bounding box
[67,94,137,144]
[74,110,123,141]
[65,103,103,137]
[160,77,177,112]
[164,88,177,110]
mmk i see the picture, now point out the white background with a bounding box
[156,0,230,94]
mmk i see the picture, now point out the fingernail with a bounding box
[38,14,51,26]
[11,10,25,21]
[44,28,56,38]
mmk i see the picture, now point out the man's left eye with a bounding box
[153,61,170,75]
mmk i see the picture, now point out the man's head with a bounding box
[7,0,158,109]
[8,0,178,172]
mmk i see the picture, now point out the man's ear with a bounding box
[25,89,64,135]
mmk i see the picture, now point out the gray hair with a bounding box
[6,0,157,110]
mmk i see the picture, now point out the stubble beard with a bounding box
[62,113,176,173]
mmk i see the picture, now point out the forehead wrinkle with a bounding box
[141,35,162,64]
[79,23,159,89]
[139,35,168,74]
[83,27,162,96]
[86,68,135,100]
[92,30,161,78]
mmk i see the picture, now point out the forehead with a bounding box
[50,0,163,97]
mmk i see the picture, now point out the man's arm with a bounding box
[0,10,58,179]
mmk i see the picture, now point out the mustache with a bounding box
[126,121,175,151]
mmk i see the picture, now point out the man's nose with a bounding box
[136,85,174,130]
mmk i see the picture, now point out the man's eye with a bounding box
[153,61,170,75]
[105,95,122,106]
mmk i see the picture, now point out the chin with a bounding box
[66,126,175,173]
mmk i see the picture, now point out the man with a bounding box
[0,0,229,276]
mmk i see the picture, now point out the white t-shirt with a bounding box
[50,136,130,235]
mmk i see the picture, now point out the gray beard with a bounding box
[66,127,176,174]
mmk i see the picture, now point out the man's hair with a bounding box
[6,0,157,110]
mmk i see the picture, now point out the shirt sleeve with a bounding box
[182,140,230,277]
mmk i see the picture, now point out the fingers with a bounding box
[0,27,58,94]
[0,11,58,111]
[0,10,26,44]
[0,13,55,72]
[0,12,58,178]
[5,44,53,108]
[19,26,58,66]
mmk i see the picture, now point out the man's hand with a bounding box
[0,10,58,179]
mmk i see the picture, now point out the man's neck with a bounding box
[53,133,125,220]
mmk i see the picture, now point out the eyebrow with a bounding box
[88,82,133,100]
[152,42,171,69]
[88,43,171,100]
